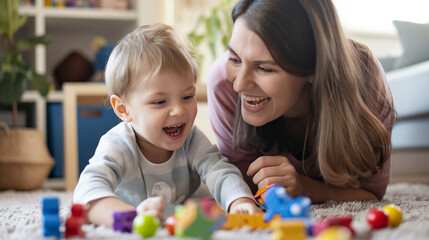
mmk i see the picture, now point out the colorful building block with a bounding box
[382,204,403,227]
[112,210,137,233]
[315,226,352,240]
[65,204,88,238]
[254,183,275,208]
[366,208,389,230]
[175,198,225,240]
[312,215,355,236]
[270,218,307,240]
[132,213,160,238]
[41,196,61,238]
[262,185,311,222]
[222,213,270,230]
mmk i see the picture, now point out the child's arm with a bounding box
[229,197,262,214]
[88,197,135,227]
[88,196,166,227]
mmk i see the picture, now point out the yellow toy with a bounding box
[315,226,352,240]
[382,204,403,227]
[270,218,307,240]
[222,213,271,230]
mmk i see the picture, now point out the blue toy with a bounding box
[262,185,311,222]
[93,43,114,82]
[41,196,61,238]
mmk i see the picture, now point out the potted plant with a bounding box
[187,0,234,82]
[0,0,54,190]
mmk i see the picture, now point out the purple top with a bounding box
[207,52,394,200]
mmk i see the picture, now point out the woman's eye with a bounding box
[258,66,273,73]
[228,57,240,64]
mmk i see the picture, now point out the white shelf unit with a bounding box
[17,0,163,138]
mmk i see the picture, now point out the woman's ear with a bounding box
[110,95,132,122]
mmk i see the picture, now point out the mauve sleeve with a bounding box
[360,57,396,200]
[207,52,262,193]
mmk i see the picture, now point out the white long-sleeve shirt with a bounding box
[73,122,253,216]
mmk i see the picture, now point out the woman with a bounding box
[207,0,395,202]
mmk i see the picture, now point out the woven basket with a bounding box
[0,122,54,190]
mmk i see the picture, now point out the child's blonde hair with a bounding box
[105,23,198,98]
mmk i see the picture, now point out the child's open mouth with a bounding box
[163,123,185,137]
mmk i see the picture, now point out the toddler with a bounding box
[73,24,260,227]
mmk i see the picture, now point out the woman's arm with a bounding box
[248,155,380,202]
[300,176,377,203]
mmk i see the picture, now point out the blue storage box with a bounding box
[77,105,120,174]
[46,103,120,178]
[47,103,63,178]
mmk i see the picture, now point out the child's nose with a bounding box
[170,103,185,116]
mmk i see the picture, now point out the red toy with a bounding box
[165,215,176,235]
[312,215,355,236]
[65,204,88,238]
[366,208,389,229]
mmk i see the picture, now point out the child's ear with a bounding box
[110,95,132,122]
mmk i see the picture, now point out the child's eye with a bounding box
[152,100,166,105]
[183,95,194,101]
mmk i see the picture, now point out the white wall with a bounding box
[333,0,429,57]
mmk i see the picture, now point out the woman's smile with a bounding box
[241,93,271,112]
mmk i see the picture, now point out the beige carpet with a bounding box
[1,182,428,240]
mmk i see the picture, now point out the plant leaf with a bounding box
[27,70,50,96]
[16,35,52,52]
[0,72,26,104]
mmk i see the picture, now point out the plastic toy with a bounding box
[91,36,114,82]
[175,198,225,240]
[41,196,61,238]
[382,204,402,227]
[132,213,160,238]
[254,183,275,208]
[270,218,307,240]
[312,215,355,236]
[165,215,176,235]
[65,204,88,238]
[112,210,137,233]
[315,226,352,240]
[222,213,270,230]
[366,208,389,229]
[262,185,311,222]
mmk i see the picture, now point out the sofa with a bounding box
[378,20,429,150]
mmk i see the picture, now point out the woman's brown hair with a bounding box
[231,0,395,188]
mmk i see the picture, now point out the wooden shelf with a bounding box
[20,6,137,20]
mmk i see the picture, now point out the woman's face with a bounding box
[226,17,313,126]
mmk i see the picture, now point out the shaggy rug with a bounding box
[0,182,428,240]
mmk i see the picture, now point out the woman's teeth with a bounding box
[242,95,271,108]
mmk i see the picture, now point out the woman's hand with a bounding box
[229,197,262,214]
[247,156,304,197]
[136,197,165,221]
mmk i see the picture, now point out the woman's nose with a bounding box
[233,67,255,93]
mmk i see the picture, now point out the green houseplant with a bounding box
[187,0,234,81]
[0,0,54,190]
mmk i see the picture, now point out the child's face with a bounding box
[126,69,197,153]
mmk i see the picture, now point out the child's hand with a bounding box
[229,197,262,214]
[136,197,165,220]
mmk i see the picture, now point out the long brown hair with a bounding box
[231,0,395,188]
